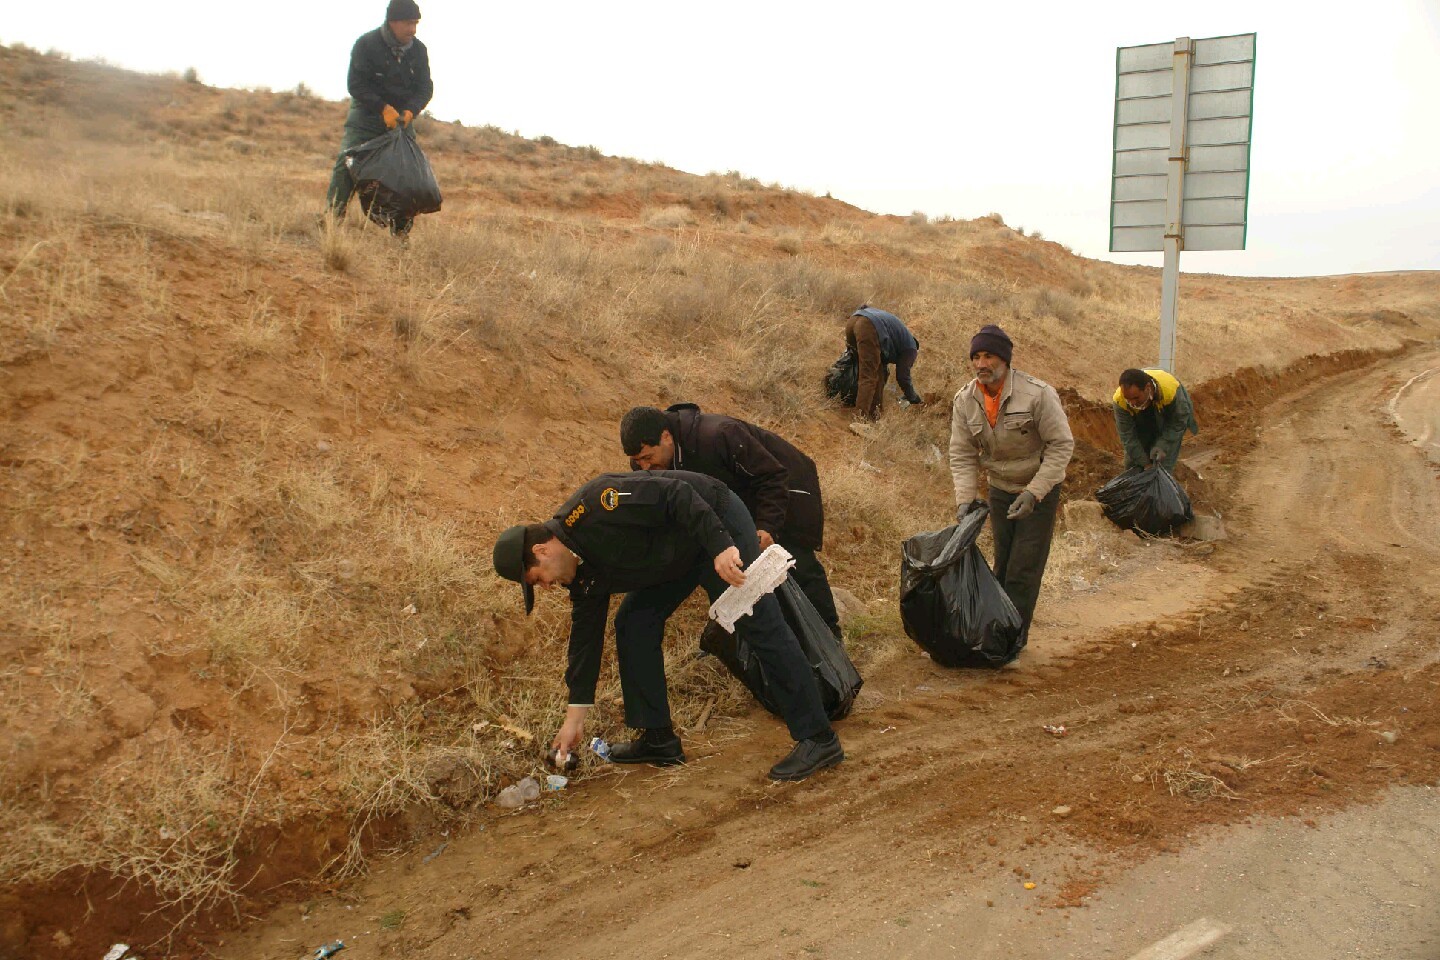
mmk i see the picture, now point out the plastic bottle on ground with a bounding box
[517,776,541,801]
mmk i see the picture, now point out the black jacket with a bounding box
[347,27,433,119]
[663,404,825,550]
[545,471,735,704]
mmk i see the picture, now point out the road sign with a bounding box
[1109,33,1256,371]
[1111,33,1256,253]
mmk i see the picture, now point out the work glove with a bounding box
[1149,447,1166,468]
[1006,491,1037,521]
[381,104,400,129]
[956,499,986,523]
[401,109,414,126]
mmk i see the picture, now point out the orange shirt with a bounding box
[981,380,1004,427]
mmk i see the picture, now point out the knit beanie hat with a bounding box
[386,0,421,21]
[969,324,1014,365]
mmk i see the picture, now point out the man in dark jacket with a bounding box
[492,471,844,782]
[846,305,923,421]
[1113,368,1200,471]
[325,0,433,235]
[620,404,842,637]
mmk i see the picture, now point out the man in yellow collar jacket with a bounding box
[1113,368,1200,472]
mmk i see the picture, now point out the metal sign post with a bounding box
[1111,33,1256,373]
[1159,38,1192,372]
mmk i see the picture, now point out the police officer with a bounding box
[619,403,841,637]
[492,470,844,782]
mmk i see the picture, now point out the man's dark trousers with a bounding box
[613,496,831,742]
[987,485,1061,646]
[778,536,840,636]
[1132,410,1183,472]
[326,103,388,216]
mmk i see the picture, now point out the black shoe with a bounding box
[768,733,844,781]
[608,729,685,767]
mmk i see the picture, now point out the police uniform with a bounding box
[549,471,831,743]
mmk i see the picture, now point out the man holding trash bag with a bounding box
[325,0,433,233]
[491,471,844,782]
[620,404,842,639]
[949,324,1074,647]
[1113,368,1199,472]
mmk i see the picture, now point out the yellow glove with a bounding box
[381,104,399,129]
[400,109,414,126]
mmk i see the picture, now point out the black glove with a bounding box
[1006,491,1037,520]
[956,498,986,522]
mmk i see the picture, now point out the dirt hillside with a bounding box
[1,43,1437,959]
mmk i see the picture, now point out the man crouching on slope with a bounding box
[492,470,844,781]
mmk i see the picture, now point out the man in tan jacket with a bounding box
[949,325,1074,647]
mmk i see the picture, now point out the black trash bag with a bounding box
[900,505,1025,668]
[341,126,443,229]
[699,576,863,720]
[1095,467,1193,536]
[824,349,859,406]
[777,578,863,719]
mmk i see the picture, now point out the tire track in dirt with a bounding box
[216,348,1440,960]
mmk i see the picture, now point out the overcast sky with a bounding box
[8,1,1439,277]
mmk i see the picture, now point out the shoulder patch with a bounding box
[600,487,620,511]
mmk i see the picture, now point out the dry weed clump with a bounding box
[0,734,280,926]
[5,584,97,722]
[328,713,491,879]
[0,230,102,351]
[227,294,299,357]
[320,217,353,272]
[643,204,697,229]
[1162,749,1242,802]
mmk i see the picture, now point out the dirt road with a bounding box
[1391,364,1440,466]
[218,349,1440,960]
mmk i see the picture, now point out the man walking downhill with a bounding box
[325,1,432,236]
[949,324,1074,648]
[620,404,842,638]
[492,470,844,782]
[1113,367,1200,472]
[845,305,924,423]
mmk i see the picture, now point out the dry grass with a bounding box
[0,732,285,929]
[1162,749,1243,802]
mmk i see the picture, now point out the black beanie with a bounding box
[969,324,1013,365]
[386,0,421,21]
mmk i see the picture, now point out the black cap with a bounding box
[386,0,421,22]
[493,525,534,614]
[969,324,1014,365]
